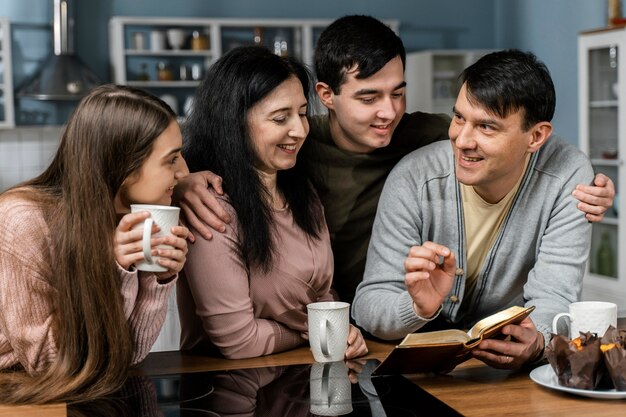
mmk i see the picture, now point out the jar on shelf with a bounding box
[253,27,264,46]
[273,32,288,57]
[156,61,174,81]
[191,30,209,51]
[179,63,189,81]
[137,63,149,81]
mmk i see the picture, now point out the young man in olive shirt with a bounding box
[177,15,614,304]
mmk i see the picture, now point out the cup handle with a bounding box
[552,313,571,335]
[320,318,329,356]
[321,363,331,405]
[142,218,154,263]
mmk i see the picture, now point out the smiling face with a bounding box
[448,83,551,203]
[115,121,189,211]
[317,55,406,154]
[247,76,309,176]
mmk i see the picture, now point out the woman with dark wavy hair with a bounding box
[0,84,190,403]
[179,46,367,359]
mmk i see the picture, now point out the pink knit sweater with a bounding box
[0,195,175,374]
[178,191,335,359]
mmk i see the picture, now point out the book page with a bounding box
[468,306,529,339]
[399,329,469,346]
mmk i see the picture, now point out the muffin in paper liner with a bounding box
[545,331,603,390]
[601,326,626,391]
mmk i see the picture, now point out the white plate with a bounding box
[529,364,626,400]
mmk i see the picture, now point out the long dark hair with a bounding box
[183,46,323,272]
[0,84,176,403]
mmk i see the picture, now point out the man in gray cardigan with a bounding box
[352,50,593,369]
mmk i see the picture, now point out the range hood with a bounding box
[17,0,101,101]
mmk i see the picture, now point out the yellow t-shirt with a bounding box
[461,154,531,300]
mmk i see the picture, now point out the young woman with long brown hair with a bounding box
[0,84,189,403]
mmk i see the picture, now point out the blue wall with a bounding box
[0,0,614,144]
[494,0,606,145]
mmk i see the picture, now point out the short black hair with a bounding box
[314,15,406,94]
[460,49,555,131]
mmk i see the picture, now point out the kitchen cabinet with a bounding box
[579,27,626,313]
[0,17,15,129]
[404,49,492,115]
[109,17,399,119]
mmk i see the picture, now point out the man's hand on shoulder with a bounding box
[572,173,615,223]
[404,241,455,318]
[173,171,231,242]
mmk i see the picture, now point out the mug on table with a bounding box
[552,301,617,338]
[307,301,350,363]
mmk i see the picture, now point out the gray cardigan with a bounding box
[352,137,593,345]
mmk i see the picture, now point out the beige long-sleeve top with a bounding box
[0,195,176,374]
[178,191,334,359]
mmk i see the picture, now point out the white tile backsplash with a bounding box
[0,126,62,191]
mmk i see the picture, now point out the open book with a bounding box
[373,305,535,375]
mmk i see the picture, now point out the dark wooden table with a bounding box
[3,319,625,416]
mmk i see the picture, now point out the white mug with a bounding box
[130,205,180,272]
[552,301,617,337]
[307,301,350,363]
[309,361,353,416]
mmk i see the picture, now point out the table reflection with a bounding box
[68,359,462,417]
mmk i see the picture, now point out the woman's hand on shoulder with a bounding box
[345,324,368,360]
[153,224,190,281]
[114,211,154,270]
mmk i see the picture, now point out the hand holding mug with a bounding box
[115,205,189,280]
[114,211,157,270]
[345,325,368,360]
[151,223,189,281]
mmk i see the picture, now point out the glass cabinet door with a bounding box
[579,28,626,313]
[586,45,619,279]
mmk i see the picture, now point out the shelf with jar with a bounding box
[579,27,626,312]
[110,17,399,118]
[0,17,15,129]
[110,17,214,88]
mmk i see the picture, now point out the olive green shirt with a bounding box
[304,112,451,302]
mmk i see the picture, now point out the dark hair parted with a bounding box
[314,15,406,94]
[459,49,556,131]
[0,84,176,404]
[183,46,323,272]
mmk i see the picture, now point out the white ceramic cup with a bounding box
[309,361,353,416]
[552,301,617,337]
[130,205,180,272]
[307,301,350,363]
